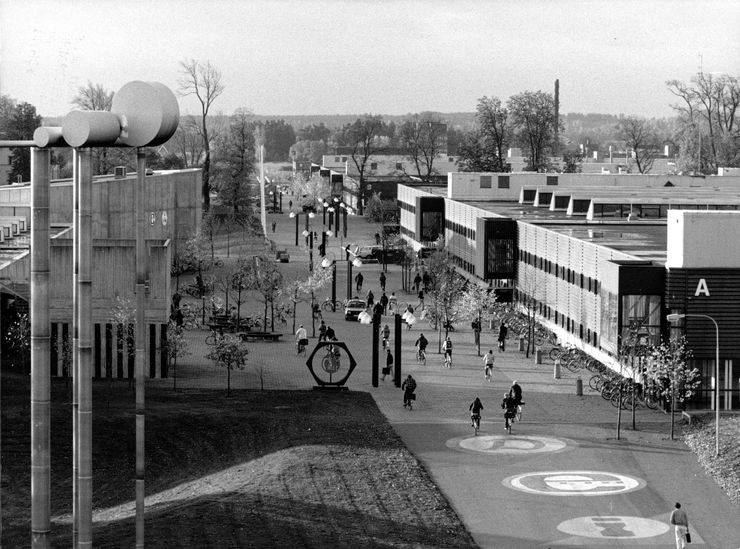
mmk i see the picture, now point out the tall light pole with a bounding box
[320,252,337,312]
[667,313,720,456]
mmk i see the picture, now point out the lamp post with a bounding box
[667,312,720,456]
[289,210,314,247]
[320,252,337,312]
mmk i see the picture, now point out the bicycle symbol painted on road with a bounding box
[454,435,569,455]
[557,516,669,539]
[503,471,645,496]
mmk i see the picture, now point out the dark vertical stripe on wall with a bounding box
[105,323,113,378]
[127,323,135,379]
[160,324,168,378]
[61,323,69,378]
[50,323,59,377]
[116,324,124,378]
[149,324,156,378]
[94,324,101,378]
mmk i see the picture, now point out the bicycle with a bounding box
[471,413,481,436]
[443,352,452,369]
[321,298,342,312]
[416,348,427,365]
[296,338,308,356]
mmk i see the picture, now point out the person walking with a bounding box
[355,272,364,292]
[380,291,389,315]
[288,199,293,210]
[271,220,277,233]
[325,325,336,341]
[442,336,453,368]
[375,232,381,245]
[382,350,393,381]
[388,291,397,313]
[318,320,327,342]
[472,319,481,346]
[498,322,508,352]
[422,271,431,291]
[669,502,690,548]
[483,350,495,381]
[413,272,422,293]
[382,323,391,342]
[367,289,375,308]
[417,289,425,309]
[379,272,386,291]
[402,375,417,408]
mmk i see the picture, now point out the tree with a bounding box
[339,115,387,214]
[179,59,225,210]
[398,113,447,181]
[616,116,660,174]
[7,102,41,183]
[244,255,285,331]
[205,334,249,397]
[456,96,510,173]
[667,73,740,173]
[297,123,331,142]
[109,295,136,386]
[162,319,190,391]
[72,80,113,111]
[646,336,700,439]
[455,283,499,356]
[290,172,332,211]
[170,117,205,168]
[508,90,559,172]
[289,139,327,164]
[6,311,30,372]
[260,119,296,161]
[211,108,255,214]
[514,252,549,358]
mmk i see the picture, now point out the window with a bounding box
[498,175,510,189]
[480,175,492,188]
[334,156,340,162]
[370,162,378,170]
[396,162,403,170]
[546,175,559,186]
[341,156,347,162]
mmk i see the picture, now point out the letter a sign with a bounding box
[694,278,710,297]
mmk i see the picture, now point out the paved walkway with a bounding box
[165,212,740,548]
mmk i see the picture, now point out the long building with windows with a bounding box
[399,171,740,410]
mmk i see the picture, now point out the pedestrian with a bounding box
[380,291,389,315]
[318,242,325,256]
[422,271,431,291]
[271,220,276,233]
[382,349,393,381]
[373,302,384,319]
[318,320,327,342]
[472,319,481,346]
[483,349,495,381]
[417,289,425,309]
[379,272,386,291]
[413,272,422,292]
[382,323,391,341]
[669,502,690,549]
[326,325,336,340]
[355,272,364,291]
[375,232,381,245]
[289,199,293,209]
[498,322,508,352]
[367,289,374,308]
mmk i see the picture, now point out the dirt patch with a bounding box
[2,373,476,548]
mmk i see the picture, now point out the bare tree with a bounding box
[211,108,256,214]
[399,112,447,181]
[290,172,332,211]
[170,117,205,168]
[616,116,660,174]
[508,90,559,172]
[338,115,387,214]
[179,59,225,210]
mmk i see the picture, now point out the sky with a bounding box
[1,0,738,120]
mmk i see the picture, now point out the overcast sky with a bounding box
[1,0,738,119]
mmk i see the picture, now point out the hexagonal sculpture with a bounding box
[305,341,358,389]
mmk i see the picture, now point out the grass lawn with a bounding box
[684,415,740,506]
[1,372,476,548]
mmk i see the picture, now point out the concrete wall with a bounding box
[666,210,740,268]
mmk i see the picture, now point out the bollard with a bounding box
[518,336,525,352]
[535,349,543,364]
[554,359,561,379]
[576,377,583,396]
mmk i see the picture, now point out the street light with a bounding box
[667,312,720,456]
[320,252,337,312]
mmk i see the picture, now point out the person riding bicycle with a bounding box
[501,392,518,431]
[402,375,417,408]
[318,320,327,342]
[483,350,495,381]
[295,325,308,353]
[498,322,508,352]
[469,397,484,427]
[509,380,523,407]
[415,333,428,360]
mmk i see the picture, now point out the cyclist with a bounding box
[415,333,428,362]
[388,292,397,312]
[509,380,524,421]
[501,392,518,432]
[442,336,453,368]
[402,375,417,409]
[295,325,308,354]
[483,350,495,381]
[469,397,484,429]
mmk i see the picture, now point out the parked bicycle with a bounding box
[321,297,342,313]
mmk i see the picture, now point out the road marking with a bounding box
[455,435,568,454]
[557,516,669,539]
[504,471,645,496]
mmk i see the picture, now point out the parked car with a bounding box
[344,299,367,321]
[347,245,379,263]
[372,247,406,265]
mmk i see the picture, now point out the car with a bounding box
[344,299,367,321]
[347,245,379,263]
[372,247,406,265]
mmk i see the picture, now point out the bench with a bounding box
[238,332,283,342]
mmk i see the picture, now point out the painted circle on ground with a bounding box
[457,435,568,454]
[504,471,645,496]
[557,516,669,539]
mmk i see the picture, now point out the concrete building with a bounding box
[399,171,740,410]
[0,168,201,378]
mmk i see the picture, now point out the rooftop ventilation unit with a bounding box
[114,166,127,178]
